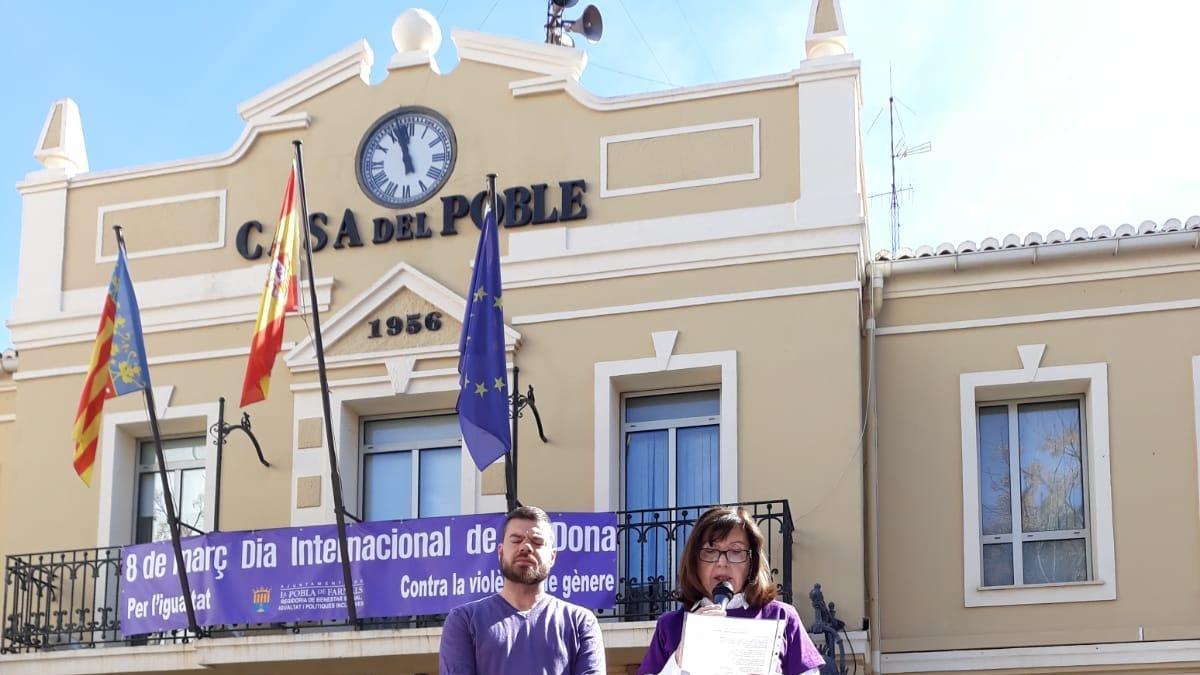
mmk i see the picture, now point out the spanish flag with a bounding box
[241,164,301,407]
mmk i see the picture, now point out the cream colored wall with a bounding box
[59,61,802,297]
[1,265,866,626]
[605,123,756,191]
[0,405,12,575]
[883,268,1200,328]
[507,254,859,317]
[18,321,264,372]
[325,288,463,357]
[62,131,307,290]
[512,284,866,622]
[98,194,223,257]
[875,265,1200,651]
[2,39,866,665]
[0,319,305,560]
[0,371,13,581]
[12,51,821,538]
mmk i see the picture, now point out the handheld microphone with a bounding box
[712,581,735,609]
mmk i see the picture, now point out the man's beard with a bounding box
[501,555,550,586]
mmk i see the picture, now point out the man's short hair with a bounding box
[503,505,553,540]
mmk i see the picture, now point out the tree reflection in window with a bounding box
[978,398,1088,586]
[135,437,207,544]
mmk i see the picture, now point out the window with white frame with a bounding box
[622,388,719,591]
[134,436,207,544]
[360,413,462,521]
[960,355,1115,607]
[977,396,1090,587]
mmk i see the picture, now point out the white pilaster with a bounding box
[13,172,70,321]
[797,70,863,225]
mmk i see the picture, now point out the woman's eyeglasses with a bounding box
[698,547,750,564]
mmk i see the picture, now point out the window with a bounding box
[978,397,1089,587]
[622,389,719,601]
[360,413,462,521]
[134,436,207,544]
[624,389,721,513]
[594,344,737,513]
[959,355,1114,606]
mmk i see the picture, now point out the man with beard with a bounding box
[439,506,606,674]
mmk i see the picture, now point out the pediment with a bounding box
[284,262,520,371]
[234,25,584,124]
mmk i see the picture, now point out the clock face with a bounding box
[356,106,457,209]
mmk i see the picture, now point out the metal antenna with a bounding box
[886,67,931,255]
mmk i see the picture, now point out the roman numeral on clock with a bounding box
[431,152,447,163]
[402,184,412,200]
[370,170,388,190]
[426,165,445,180]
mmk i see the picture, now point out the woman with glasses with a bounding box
[637,506,824,675]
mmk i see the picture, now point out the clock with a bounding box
[356,106,457,209]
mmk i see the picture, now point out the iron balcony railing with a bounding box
[598,500,794,622]
[1,500,792,653]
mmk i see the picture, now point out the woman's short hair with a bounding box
[676,506,778,608]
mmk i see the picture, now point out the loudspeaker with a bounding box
[564,4,603,43]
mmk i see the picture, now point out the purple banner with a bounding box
[119,512,617,636]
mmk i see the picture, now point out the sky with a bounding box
[1,1,1197,350]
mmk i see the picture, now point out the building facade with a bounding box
[8,2,1200,675]
[2,3,869,674]
[872,223,1200,674]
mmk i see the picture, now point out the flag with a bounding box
[241,164,301,406]
[72,246,151,485]
[456,196,511,471]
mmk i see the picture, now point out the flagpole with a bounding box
[508,364,521,512]
[114,226,201,637]
[292,140,359,625]
[485,175,520,513]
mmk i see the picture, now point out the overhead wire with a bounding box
[588,62,675,87]
[865,106,885,136]
[477,0,501,29]
[615,0,676,86]
[672,0,719,82]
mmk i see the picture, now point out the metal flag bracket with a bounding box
[209,396,271,533]
[504,365,549,511]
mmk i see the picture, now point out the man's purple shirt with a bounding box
[439,593,606,675]
[637,600,825,674]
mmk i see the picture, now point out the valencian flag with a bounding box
[241,164,301,406]
[457,196,511,471]
[72,246,151,485]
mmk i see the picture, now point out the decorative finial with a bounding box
[805,0,849,59]
[34,98,88,175]
[392,8,442,55]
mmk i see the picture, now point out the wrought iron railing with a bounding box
[596,500,794,622]
[1,547,132,653]
[1,500,792,653]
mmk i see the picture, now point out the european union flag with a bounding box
[108,247,151,395]
[457,199,511,471]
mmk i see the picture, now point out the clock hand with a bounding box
[397,123,416,175]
